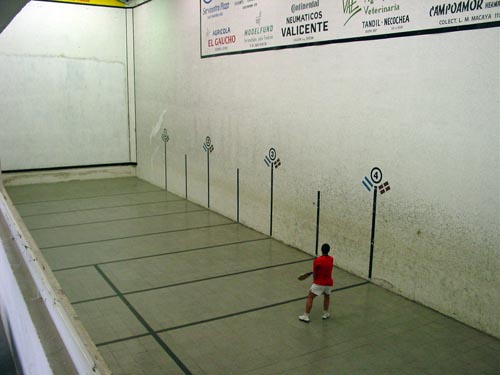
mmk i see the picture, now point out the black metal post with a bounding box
[207,150,210,208]
[184,154,188,199]
[164,141,167,190]
[237,168,240,223]
[315,191,321,256]
[270,166,274,236]
[368,188,378,278]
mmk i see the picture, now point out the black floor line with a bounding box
[94,281,370,348]
[28,208,208,231]
[96,332,151,347]
[20,198,187,217]
[40,222,235,250]
[71,256,312,305]
[51,236,270,272]
[72,294,118,305]
[159,281,371,333]
[10,189,166,205]
[95,265,193,375]
[123,258,314,297]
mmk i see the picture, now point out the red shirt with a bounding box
[313,255,334,286]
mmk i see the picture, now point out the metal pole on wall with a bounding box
[237,168,240,223]
[202,136,214,208]
[161,128,169,191]
[270,165,273,236]
[185,154,188,199]
[368,188,377,279]
[207,149,210,208]
[361,166,391,279]
[315,191,321,256]
[164,141,167,190]
[264,147,280,237]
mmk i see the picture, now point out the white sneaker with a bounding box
[298,314,310,323]
[322,312,330,320]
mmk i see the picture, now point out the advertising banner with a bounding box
[200,0,500,57]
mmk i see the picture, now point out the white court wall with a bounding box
[135,2,500,337]
[0,2,130,171]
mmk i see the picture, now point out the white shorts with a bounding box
[310,284,332,296]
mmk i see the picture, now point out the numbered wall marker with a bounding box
[264,147,281,236]
[161,128,170,191]
[203,136,214,208]
[361,167,392,279]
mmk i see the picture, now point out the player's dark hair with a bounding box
[321,243,330,255]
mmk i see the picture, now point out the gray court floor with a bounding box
[6,177,499,375]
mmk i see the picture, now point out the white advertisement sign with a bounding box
[200,0,500,57]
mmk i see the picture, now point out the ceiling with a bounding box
[53,0,127,6]
[0,0,30,34]
[46,0,151,7]
[0,0,152,34]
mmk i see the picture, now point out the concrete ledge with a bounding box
[0,213,77,374]
[3,164,136,186]
[0,162,111,374]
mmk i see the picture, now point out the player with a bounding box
[299,243,334,323]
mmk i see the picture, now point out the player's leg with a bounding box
[305,291,316,314]
[322,290,331,320]
[299,290,317,323]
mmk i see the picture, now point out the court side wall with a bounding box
[133,2,499,338]
[0,2,130,171]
